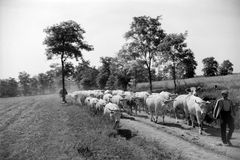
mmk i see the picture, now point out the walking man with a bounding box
[213,90,236,146]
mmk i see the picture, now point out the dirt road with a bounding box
[121,112,240,160]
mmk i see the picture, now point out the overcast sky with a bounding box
[0,0,240,79]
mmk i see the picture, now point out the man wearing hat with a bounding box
[213,90,236,146]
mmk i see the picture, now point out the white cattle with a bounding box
[112,90,124,96]
[185,95,211,134]
[135,91,150,112]
[111,95,125,109]
[96,99,107,113]
[120,96,144,115]
[76,93,87,106]
[146,94,173,123]
[84,96,93,107]
[103,103,121,129]
[103,93,113,103]
[104,90,112,94]
[173,87,201,123]
[159,91,178,100]
[89,97,98,108]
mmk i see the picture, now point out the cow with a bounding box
[111,95,125,110]
[95,99,107,113]
[89,98,98,110]
[103,103,122,130]
[120,96,143,115]
[185,95,211,134]
[76,93,87,106]
[84,96,93,107]
[103,93,113,103]
[173,87,201,123]
[146,94,173,123]
[135,91,150,112]
[159,91,178,100]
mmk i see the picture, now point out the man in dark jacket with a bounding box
[213,90,236,146]
[59,88,68,103]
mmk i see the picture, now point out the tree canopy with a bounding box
[124,16,166,93]
[43,20,93,102]
[219,60,233,76]
[202,57,219,76]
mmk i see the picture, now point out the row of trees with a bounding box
[202,57,233,76]
[0,71,57,97]
[0,54,233,98]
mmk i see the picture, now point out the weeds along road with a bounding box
[0,94,239,160]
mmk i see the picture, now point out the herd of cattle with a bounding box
[65,87,215,134]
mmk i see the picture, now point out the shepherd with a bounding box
[59,88,68,104]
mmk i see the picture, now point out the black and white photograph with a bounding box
[1,0,240,159]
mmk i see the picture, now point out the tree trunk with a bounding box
[172,65,177,93]
[61,54,66,103]
[148,66,153,94]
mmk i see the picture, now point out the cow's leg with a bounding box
[113,120,120,130]
[150,112,154,122]
[190,114,195,128]
[184,107,191,125]
[155,108,158,123]
[174,108,180,123]
[196,112,203,134]
[135,105,138,115]
[130,106,133,115]
[138,104,141,113]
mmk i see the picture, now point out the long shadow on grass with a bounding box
[203,125,222,137]
[121,114,136,120]
[108,129,138,140]
[133,114,149,119]
[156,122,191,130]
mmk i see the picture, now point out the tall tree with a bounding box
[124,16,166,93]
[18,72,31,96]
[43,20,93,103]
[96,57,112,89]
[158,33,188,92]
[117,44,148,84]
[46,70,56,93]
[218,60,233,75]
[38,73,48,94]
[0,78,18,97]
[29,76,39,95]
[178,48,197,78]
[108,57,131,91]
[202,57,219,76]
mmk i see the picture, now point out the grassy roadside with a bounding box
[0,95,184,160]
[65,101,184,160]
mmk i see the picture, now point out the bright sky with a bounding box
[0,0,240,79]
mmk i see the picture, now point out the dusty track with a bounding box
[121,111,240,160]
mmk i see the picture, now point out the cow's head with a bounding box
[185,87,201,96]
[108,108,121,129]
[195,99,211,118]
[108,95,113,103]
[133,97,143,106]
[92,99,99,107]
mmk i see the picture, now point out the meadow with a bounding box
[137,73,240,100]
[0,95,184,160]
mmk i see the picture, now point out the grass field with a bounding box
[137,74,240,98]
[0,95,184,160]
